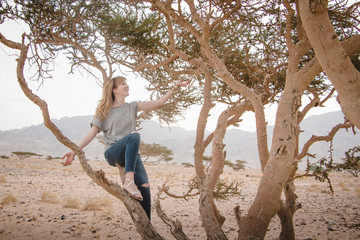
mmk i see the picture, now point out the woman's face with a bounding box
[113,78,129,98]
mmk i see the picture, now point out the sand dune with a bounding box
[1,156,359,239]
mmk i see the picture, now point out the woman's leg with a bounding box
[124,132,141,173]
[133,154,151,219]
[105,133,143,200]
[139,186,151,219]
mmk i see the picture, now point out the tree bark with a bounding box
[238,77,301,239]
[194,68,213,179]
[193,68,228,239]
[299,0,360,129]
[277,169,300,240]
[155,184,190,240]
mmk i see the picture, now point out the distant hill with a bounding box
[0,111,359,169]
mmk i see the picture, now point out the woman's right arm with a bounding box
[62,125,100,166]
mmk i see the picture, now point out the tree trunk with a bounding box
[238,81,301,239]
[299,0,360,129]
[199,185,228,240]
[194,69,213,179]
[194,69,227,239]
[277,170,300,240]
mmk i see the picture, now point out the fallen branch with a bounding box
[155,183,190,240]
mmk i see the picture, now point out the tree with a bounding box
[12,151,41,160]
[114,1,358,239]
[231,160,247,171]
[140,141,174,164]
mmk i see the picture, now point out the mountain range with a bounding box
[0,111,359,169]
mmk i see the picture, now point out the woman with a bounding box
[62,76,188,219]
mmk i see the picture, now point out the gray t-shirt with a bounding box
[91,102,138,152]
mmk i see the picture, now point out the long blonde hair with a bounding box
[94,76,126,120]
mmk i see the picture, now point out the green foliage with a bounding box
[100,12,162,56]
[187,176,242,200]
[3,0,356,126]
[224,160,233,168]
[306,156,334,193]
[182,162,194,168]
[12,151,42,160]
[337,146,360,177]
[46,155,60,160]
[213,179,242,200]
[302,142,336,194]
[301,144,360,194]
[140,141,173,163]
[233,160,247,171]
[0,1,11,23]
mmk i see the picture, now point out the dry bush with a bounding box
[320,189,331,194]
[355,186,360,198]
[0,175,6,183]
[63,197,81,209]
[1,194,17,205]
[307,183,320,192]
[29,165,44,170]
[62,168,74,173]
[41,190,60,204]
[338,181,346,187]
[82,198,113,211]
[337,181,351,191]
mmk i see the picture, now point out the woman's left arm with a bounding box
[138,81,190,112]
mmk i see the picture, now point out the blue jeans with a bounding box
[104,132,151,219]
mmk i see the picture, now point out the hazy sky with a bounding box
[0,18,341,132]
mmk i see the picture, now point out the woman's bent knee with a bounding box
[130,132,140,139]
[141,183,150,188]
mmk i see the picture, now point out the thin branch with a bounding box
[155,184,190,240]
[297,121,354,161]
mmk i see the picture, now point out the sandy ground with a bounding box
[0,156,359,240]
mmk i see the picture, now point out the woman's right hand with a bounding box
[62,151,75,166]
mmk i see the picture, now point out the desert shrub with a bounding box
[41,190,60,204]
[63,197,81,209]
[0,155,9,159]
[0,175,6,183]
[355,186,360,198]
[186,176,242,200]
[1,194,17,204]
[336,146,360,177]
[82,198,112,211]
[299,143,336,193]
[46,156,61,160]
[182,162,194,168]
[213,179,242,200]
